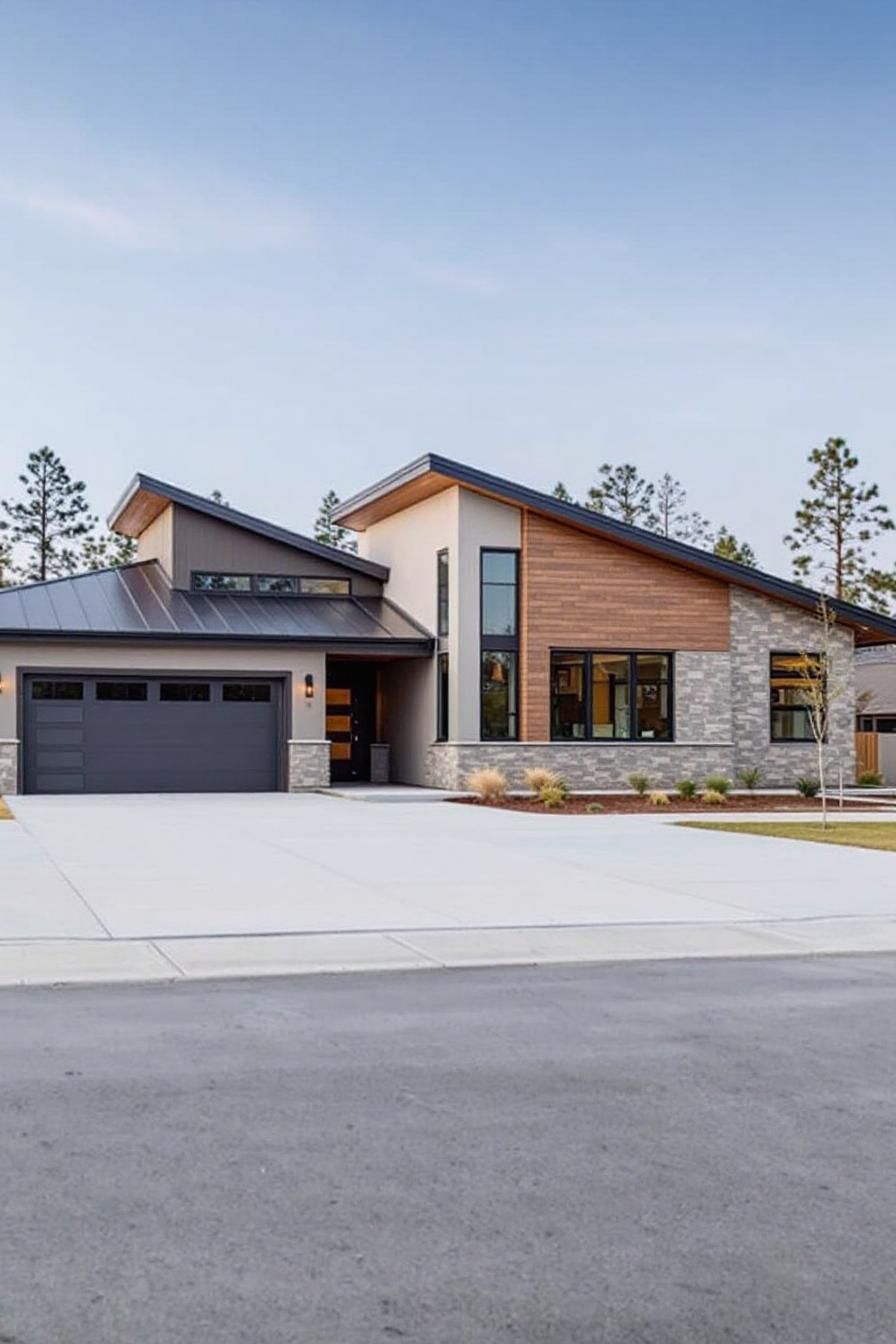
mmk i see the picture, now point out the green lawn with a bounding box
[681,821,896,852]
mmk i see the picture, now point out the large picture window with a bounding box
[550,651,672,741]
[770,652,823,741]
[481,550,518,636]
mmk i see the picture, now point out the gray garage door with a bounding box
[23,675,282,794]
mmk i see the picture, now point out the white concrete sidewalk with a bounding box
[1,792,895,986]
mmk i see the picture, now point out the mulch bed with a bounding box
[451,793,886,815]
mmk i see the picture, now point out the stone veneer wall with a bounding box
[0,741,18,795]
[288,740,330,790]
[730,589,855,785]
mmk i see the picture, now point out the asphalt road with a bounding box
[2,957,895,1344]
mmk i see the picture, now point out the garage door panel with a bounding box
[24,676,281,794]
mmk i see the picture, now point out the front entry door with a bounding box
[326,665,375,783]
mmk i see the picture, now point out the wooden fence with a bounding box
[855,731,879,779]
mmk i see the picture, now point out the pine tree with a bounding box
[80,531,138,571]
[785,437,894,607]
[713,526,758,567]
[314,489,357,554]
[551,481,574,503]
[209,489,230,507]
[586,463,655,525]
[652,473,713,546]
[1,447,95,581]
[0,529,15,587]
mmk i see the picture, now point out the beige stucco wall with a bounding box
[355,485,521,781]
[136,503,175,575]
[358,486,458,778]
[136,504,379,594]
[0,640,326,791]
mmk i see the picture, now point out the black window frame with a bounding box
[190,571,351,596]
[159,682,212,702]
[95,681,149,702]
[30,679,84,701]
[549,649,674,742]
[479,548,520,741]
[222,682,273,703]
[437,550,449,638]
[769,651,825,743]
[436,652,449,741]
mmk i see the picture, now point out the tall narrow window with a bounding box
[481,551,518,636]
[437,550,449,637]
[480,549,519,741]
[481,651,518,740]
[436,652,449,741]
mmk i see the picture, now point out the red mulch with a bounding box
[451,793,885,815]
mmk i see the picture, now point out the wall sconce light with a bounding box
[304,673,314,701]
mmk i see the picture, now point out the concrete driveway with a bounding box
[4,792,896,944]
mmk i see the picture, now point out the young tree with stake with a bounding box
[793,596,850,828]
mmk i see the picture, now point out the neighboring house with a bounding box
[856,645,896,734]
[1,454,896,796]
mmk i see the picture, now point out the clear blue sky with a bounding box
[1,0,894,571]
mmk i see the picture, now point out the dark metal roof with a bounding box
[0,562,433,650]
[109,473,390,581]
[334,452,896,643]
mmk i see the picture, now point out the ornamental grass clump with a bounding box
[540,783,568,809]
[467,767,508,802]
[795,776,820,798]
[627,772,652,796]
[704,774,731,796]
[649,790,670,806]
[737,766,764,790]
[702,789,727,806]
[675,778,698,800]
[857,770,884,787]
[523,766,561,795]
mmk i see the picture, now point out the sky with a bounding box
[1,0,895,574]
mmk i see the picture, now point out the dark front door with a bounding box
[326,665,375,783]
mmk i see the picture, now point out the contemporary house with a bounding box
[2,454,896,796]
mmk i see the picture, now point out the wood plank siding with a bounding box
[520,511,731,740]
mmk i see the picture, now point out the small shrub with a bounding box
[540,783,568,809]
[795,776,820,798]
[675,778,698,800]
[627,772,652,796]
[649,790,670,806]
[704,774,731,796]
[467,767,508,802]
[524,766,561,794]
[702,789,727,806]
[539,776,569,802]
[585,802,604,813]
[857,770,884,787]
[737,766,763,790]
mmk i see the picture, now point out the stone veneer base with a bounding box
[424,742,739,792]
[288,740,331,791]
[0,741,19,795]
